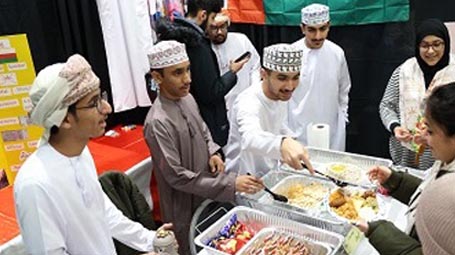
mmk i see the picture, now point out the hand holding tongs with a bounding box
[247,172,288,202]
[301,162,349,187]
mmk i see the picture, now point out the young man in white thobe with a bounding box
[14,54,165,255]
[143,40,263,254]
[224,43,315,177]
[207,13,261,123]
[288,3,351,151]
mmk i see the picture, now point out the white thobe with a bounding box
[96,0,153,112]
[224,82,292,177]
[14,144,155,255]
[288,38,351,151]
[211,32,261,115]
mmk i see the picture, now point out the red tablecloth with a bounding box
[0,125,155,245]
[0,186,19,245]
[88,125,150,175]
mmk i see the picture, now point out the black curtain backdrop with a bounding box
[0,0,137,127]
[228,21,414,159]
[1,0,454,158]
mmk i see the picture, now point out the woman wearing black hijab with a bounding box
[350,19,455,254]
[380,18,455,170]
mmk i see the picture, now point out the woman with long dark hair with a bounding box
[357,83,455,254]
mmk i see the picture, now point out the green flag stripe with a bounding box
[264,0,409,26]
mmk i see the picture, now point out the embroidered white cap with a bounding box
[263,43,302,73]
[301,3,330,25]
[148,40,189,69]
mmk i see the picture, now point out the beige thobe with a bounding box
[144,94,237,254]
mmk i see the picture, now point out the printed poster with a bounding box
[0,34,43,189]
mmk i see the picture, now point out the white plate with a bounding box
[327,188,386,222]
[325,162,363,182]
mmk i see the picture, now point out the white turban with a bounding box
[29,54,100,145]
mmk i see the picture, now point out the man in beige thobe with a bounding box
[143,40,263,254]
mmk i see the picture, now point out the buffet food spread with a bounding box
[195,148,394,255]
[242,228,317,255]
[286,182,330,209]
[329,188,379,221]
[206,214,255,254]
[325,163,363,184]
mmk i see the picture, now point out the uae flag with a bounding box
[0,48,18,64]
[227,0,409,26]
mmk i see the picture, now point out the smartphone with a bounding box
[234,51,251,63]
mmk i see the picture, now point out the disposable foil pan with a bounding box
[258,175,336,214]
[281,147,393,188]
[194,206,343,255]
[238,227,331,255]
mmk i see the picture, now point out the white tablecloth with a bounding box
[0,157,153,255]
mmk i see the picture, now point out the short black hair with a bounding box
[263,67,272,74]
[150,68,164,76]
[187,0,222,17]
[426,82,455,137]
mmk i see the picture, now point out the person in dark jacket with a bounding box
[100,171,157,255]
[355,82,455,254]
[155,0,249,147]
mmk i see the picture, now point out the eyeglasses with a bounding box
[75,91,108,114]
[208,23,228,33]
[419,40,445,52]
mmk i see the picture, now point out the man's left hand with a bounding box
[209,154,225,174]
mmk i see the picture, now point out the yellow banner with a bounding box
[0,34,43,189]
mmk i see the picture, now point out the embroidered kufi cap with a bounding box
[263,43,302,73]
[148,40,189,69]
[301,3,330,25]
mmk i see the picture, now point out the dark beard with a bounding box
[213,35,227,44]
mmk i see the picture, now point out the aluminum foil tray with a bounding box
[281,147,393,188]
[239,227,331,255]
[194,206,343,255]
[238,171,348,234]
[258,175,336,216]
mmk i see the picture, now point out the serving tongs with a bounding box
[247,172,288,203]
[301,162,349,188]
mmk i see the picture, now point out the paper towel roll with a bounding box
[307,123,330,149]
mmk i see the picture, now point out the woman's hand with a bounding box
[393,126,412,143]
[413,126,428,146]
[352,219,369,233]
[368,166,392,185]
